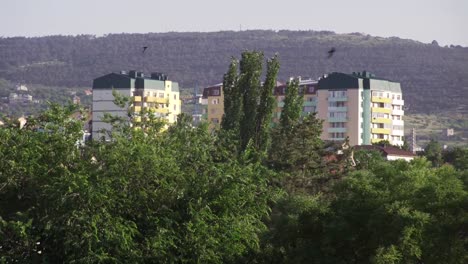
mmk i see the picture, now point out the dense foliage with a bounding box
[1,51,467,262]
[0,105,277,263]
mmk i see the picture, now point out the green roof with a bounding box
[317,71,401,93]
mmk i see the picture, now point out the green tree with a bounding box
[279,78,302,130]
[221,58,241,132]
[424,139,443,167]
[259,158,467,263]
[238,51,264,150]
[0,104,278,263]
[255,55,280,151]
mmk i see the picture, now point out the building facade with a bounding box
[316,72,404,146]
[201,71,405,147]
[273,78,318,123]
[202,83,223,126]
[92,70,181,139]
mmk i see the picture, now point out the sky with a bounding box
[1,0,467,46]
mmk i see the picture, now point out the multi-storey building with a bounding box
[316,71,404,146]
[201,71,405,147]
[202,83,223,125]
[92,70,181,139]
[273,78,318,122]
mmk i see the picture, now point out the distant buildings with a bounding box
[92,70,181,139]
[202,71,405,147]
[317,71,404,146]
[8,85,35,104]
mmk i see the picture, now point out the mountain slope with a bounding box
[1,30,467,113]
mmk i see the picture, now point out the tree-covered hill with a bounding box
[1,30,467,113]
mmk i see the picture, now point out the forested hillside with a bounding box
[1,30,467,113]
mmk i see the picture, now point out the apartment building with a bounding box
[201,71,404,147]
[92,70,181,139]
[202,83,223,125]
[316,71,404,146]
[273,78,318,122]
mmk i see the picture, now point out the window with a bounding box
[329,101,346,107]
[372,91,384,97]
[211,118,219,124]
[212,89,220,96]
[329,132,346,139]
[393,125,404,130]
[329,112,347,118]
[329,90,347,97]
[397,95,401,100]
[174,94,177,100]
[174,104,176,111]
[330,122,346,128]
[212,98,219,104]
[158,92,164,98]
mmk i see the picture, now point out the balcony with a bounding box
[330,137,346,141]
[392,109,404,116]
[328,117,347,122]
[392,119,404,126]
[303,100,317,106]
[131,106,142,112]
[392,99,404,105]
[371,117,392,124]
[144,96,167,104]
[328,127,347,133]
[144,107,169,114]
[371,97,392,103]
[371,128,391,134]
[133,96,142,102]
[392,130,404,136]
[328,106,348,112]
[328,96,348,102]
[371,107,392,114]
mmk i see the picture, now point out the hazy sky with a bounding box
[1,0,467,46]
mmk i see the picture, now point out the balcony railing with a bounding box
[371,97,392,103]
[328,127,347,133]
[371,117,392,124]
[371,128,391,134]
[328,117,348,122]
[371,107,392,114]
[328,96,348,102]
[328,106,347,112]
[144,96,167,104]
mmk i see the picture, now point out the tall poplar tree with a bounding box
[238,51,264,150]
[255,55,280,151]
[221,58,241,132]
[279,78,303,130]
